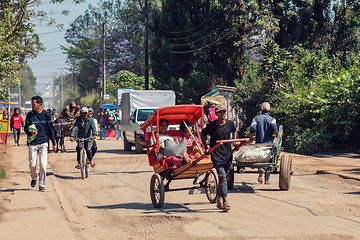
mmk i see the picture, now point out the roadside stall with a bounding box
[99,104,121,140]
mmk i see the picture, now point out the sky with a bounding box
[27,0,100,95]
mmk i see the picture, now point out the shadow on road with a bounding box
[0,188,32,192]
[344,191,360,195]
[53,173,80,180]
[86,202,219,213]
[96,149,146,155]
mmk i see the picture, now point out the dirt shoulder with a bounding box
[0,147,13,220]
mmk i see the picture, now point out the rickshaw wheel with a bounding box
[150,173,165,208]
[205,169,218,203]
[227,166,234,190]
[279,154,292,191]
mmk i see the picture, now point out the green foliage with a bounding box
[150,0,277,103]
[106,70,155,98]
[0,166,5,180]
[232,37,360,154]
[0,0,83,100]
[17,64,37,105]
[62,0,149,95]
[287,128,334,155]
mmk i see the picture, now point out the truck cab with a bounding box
[122,107,157,153]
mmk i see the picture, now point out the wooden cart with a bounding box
[228,125,293,191]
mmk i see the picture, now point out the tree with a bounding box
[17,64,37,105]
[0,0,85,101]
[150,0,277,104]
[62,0,148,95]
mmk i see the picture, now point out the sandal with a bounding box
[216,198,223,209]
[75,164,81,169]
[90,161,96,168]
[223,202,230,212]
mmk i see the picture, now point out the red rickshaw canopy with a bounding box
[141,105,204,131]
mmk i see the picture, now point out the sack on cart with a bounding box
[234,143,273,163]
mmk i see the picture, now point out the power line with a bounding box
[162,10,224,35]
[149,21,231,48]
[165,30,233,54]
[37,30,66,35]
[165,14,226,41]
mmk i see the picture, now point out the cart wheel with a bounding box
[135,136,143,154]
[150,173,165,208]
[227,167,234,190]
[279,154,292,191]
[205,169,218,203]
[124,135,132,151]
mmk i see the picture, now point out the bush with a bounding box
[286,128,334,154]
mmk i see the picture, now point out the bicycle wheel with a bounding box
[80,148,87,180]
[85,164,90,178]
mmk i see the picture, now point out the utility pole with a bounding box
[102,20,106,98]
[61,73,64,109]
[72,61,76,102]
[144,0,149,90]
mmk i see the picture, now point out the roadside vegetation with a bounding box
[0,167,6,180]
[2,0,360,154]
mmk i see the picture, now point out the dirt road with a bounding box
[1,136,360,239]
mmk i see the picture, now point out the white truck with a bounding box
[121,90,176,153]
[25,101,32,114]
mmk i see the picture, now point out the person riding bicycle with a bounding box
[70,107,97,169]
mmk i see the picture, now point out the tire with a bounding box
[205,169,218,203]
[85,164,90,178]
[227,167,234,190]
[123,134,132,151]
[279,154,292,191]
[80,148,87,180]
[150,173,165,208]
[135,134,143,154]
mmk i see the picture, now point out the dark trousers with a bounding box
[13,128,20,144]
[76,141,93,164]
[216,164,230,198]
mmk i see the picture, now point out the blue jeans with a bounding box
[265,168,271,182]
[216,164,230,198]
[13,128,20,144]
[76,141,93,164]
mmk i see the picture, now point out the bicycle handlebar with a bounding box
[75,137,93,142]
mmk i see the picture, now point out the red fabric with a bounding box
[165,156,184,167]
[10,115,23,129]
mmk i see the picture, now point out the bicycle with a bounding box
[75,137,92,180]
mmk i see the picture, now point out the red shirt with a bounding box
[10,114,23,129]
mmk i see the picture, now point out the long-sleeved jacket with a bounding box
[24,110,56,145]
[70,116,97,139]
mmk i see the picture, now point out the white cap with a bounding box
[81,107,88,113]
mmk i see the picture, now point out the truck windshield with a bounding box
[137,109,156,121]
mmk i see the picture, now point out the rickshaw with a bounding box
[99,104,121,140]
[141,105,249,208]
[228,125,293,191]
